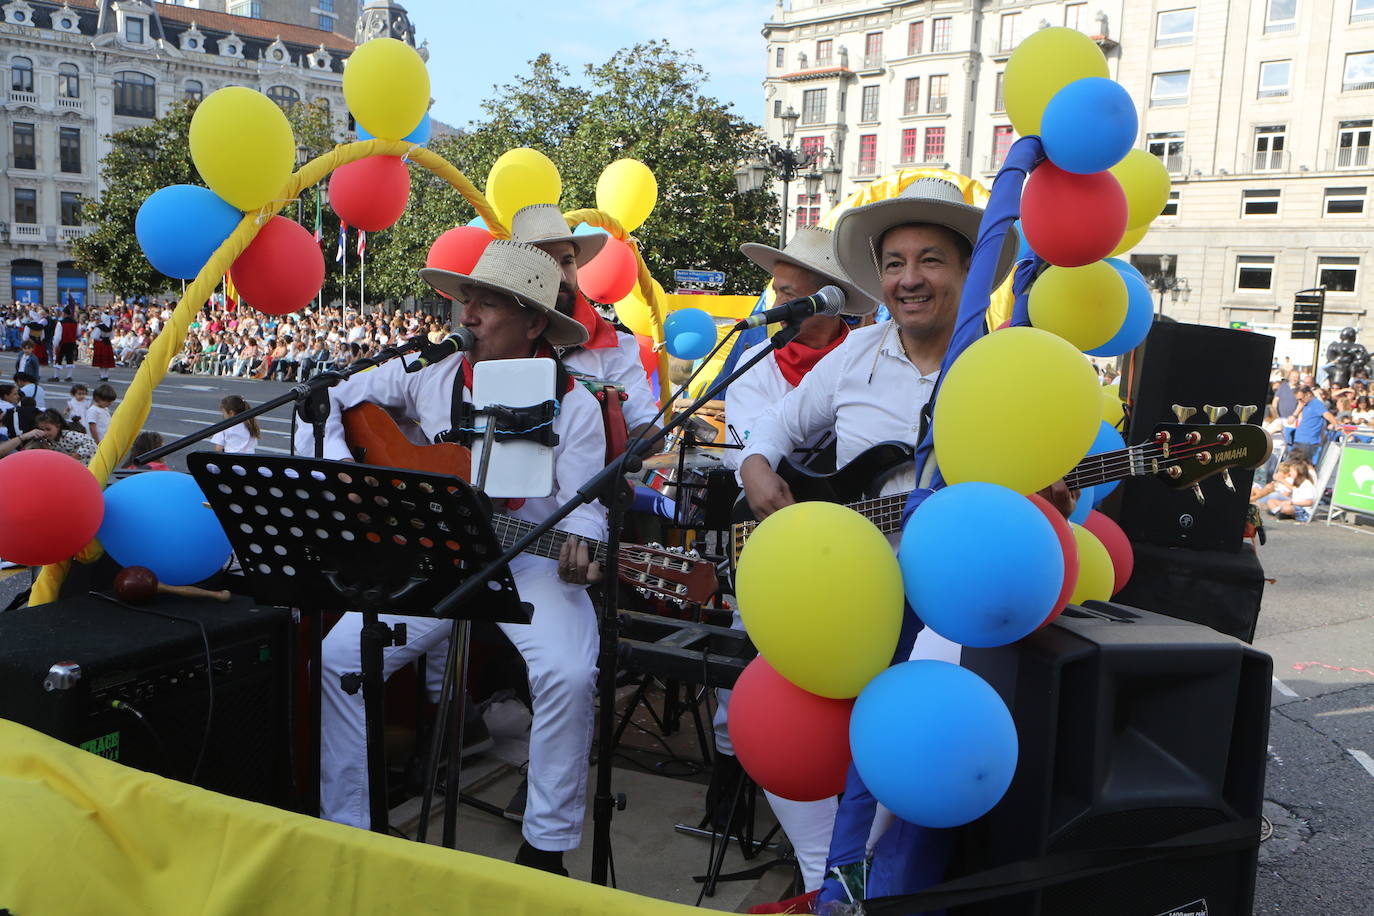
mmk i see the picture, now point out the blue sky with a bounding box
[397,0,775,129]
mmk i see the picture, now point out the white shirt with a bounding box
[292,354,607,545]
[721,339,834,471]
[86,403,112,441]
[740,322,939,497]
[18,381,46,411]
[212,424,259,454]
[562,331,658,430]
[65,397,89,425]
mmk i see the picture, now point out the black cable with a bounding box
[90,591,215,786]
[110,698,165,758]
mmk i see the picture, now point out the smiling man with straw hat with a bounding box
[296,239,608,876]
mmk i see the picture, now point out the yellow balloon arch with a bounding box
[30,138,672,605]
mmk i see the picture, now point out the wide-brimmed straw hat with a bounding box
[740,226,879,316]
[509,203,608,266]
[833,177,1019,304]
[418,240,589,348]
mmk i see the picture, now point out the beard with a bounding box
[555,284,576,317]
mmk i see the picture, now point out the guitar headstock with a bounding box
[1148,420,1272,489]
[620,543,719,605]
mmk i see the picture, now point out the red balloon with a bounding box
[425,226,494,299]
[1027,492,1078,628]
[1083,510,1134,595]
[728,656,853,802]
[328,155,410,231]
[0,450,104,566]
[579,236,638,303]
[1021,162,1128,267]
[230,216,325,316]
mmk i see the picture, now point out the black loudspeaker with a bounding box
[0,594,292,807]
[1114,541,1266,643]
[957,603,1271,916]
[1119,321,1275,551]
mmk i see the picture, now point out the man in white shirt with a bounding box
[295,240,607,876]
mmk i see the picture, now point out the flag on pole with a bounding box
[313,188,323,243]
[356,230,367,258]
[336,222,347,264]
[223,273,238,311]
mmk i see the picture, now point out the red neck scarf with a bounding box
[569,291,620,350]
[773,323,850,388]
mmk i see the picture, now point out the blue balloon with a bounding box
[99,471,233,586]
[850,660,1018,828]
[1041,77,1138,175]
[899,482,1064,648]
[664,308,717,361]
[1069,485,1095,523]
[574,223,610,237]
[356,111,431,145]
[135,185,242,280]
[1012,218,1034,262]
[1086,267,1153,357]
[467,215,488,230]
[1105,256,1147,289]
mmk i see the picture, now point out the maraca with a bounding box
[113,565,231,604]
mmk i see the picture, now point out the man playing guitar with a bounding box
[294,240,606,876]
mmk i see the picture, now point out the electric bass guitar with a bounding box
[731,420,1272,566]
[341,402,718,605]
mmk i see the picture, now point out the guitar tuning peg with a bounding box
[1234,404,1258,424]
[1172,404,1197,423]
[1191,483,1206,505]
[1220,470,1235,492]
[1203,405,1228,424]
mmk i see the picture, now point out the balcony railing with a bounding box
[57,97,84,111]
[928,97,948,114]
[11,223,45,241]
[1334,146,1372,168]
[856,158,878,176]
[1244,149,1291,173]
[8,90,38,104]
[59,226,87,241]
[862,54,884,70]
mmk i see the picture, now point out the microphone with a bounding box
[404,327,475,373]
[734,285,845,330]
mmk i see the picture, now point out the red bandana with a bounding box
[773,323,850,388]
[569,291,620,350]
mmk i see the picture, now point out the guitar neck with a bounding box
[490,513,610,566]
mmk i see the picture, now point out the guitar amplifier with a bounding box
[1119,321,1275,551]
[0,593,293,808]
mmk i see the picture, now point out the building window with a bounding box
[1242,189,1281,216]
[864,32,884,69]
[1065,2,1086,30]
[14,188,37,224]
[816,39,833,67]
[318,14,335,31]
[929,74,948,113]
[999,13,1020,52]
[11,57,34,93]
[932,17,952,52]
[924,126,946,162]
[858,134,877,175]
[1258,60,1291,98]
[185,80,203,102]
[1252,126,1286,171]
[801,88,826,124]
[908,21,924,55]
[795,192,820,229]
[1236,255,1275,291]
[229,1,263,16]
[1162,190,1181,217]
[1156,8,1196,46]
[799,136,824,159]
[1151,70,1191,106]
[61,192,82,227]
[901,128,919,163]
[1356,0,1374,22]
[903,77,921,115]
[1265,0,1297,32]
[320,0,334,10]
[125,17,144,43]
[114,71,157,118]
[58,63,79,99]
[267,85,301,110]
[1343,52,1374,92]
[1324,186,1367,216]
[12,123,35,170]
[992,125,1014,168]
[775,47,784,68]
[993,72,1005,111]
[773,99,782,119]
[1147,131,1186,172]
[59,127,81,173]
[1318,256,1360,293]
[1337,120,1372,167]
[860,85,880,122]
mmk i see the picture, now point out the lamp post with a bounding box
[734,106,840,248]
[1150,253,1190,317]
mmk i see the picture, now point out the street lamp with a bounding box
[1150,253,1190,316]
[734,106,842,247]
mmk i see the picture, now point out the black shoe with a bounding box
[514,840,568,877]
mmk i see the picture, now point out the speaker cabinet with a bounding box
[956,603,1271,916]
[1119,321,1275,551]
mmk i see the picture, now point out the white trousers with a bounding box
[319,555,599,851]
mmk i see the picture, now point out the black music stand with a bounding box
[188,452,527,833]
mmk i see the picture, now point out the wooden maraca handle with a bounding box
[157,583,231,602]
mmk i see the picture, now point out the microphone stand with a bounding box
[426,322,799,885]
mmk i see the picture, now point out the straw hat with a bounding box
[509,203,608,266]
[740,226,879,317]
[832,177,1019,305]
[418,240,590,348]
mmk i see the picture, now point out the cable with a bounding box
[110,698,165,758]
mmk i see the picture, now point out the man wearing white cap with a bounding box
[510,204,659,436]
[296,239,606,876]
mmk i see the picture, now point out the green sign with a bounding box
[1332,444,1374,519]
[79,731,120,761]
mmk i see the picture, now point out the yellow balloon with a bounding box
[1101,383,1125,427]
[189,87,295,212]
[344,38,430,141]
[1028,262,1128,352]
[1110,150,1172,230]
[935,327,1101,494]
[613,284,654,338]
[1068,524,1114,604]
[1109,223,1148,258]
[1004,27,1110,137]
[737,502,903,699]
[486,148,562,228]
[596,159,659,233]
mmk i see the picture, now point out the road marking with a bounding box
[1334,524,1374,537]
[1348,749,1374,780]
[1271,677,1300,698]
[148,403,292,424]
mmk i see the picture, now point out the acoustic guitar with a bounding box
[341,402,717,605]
